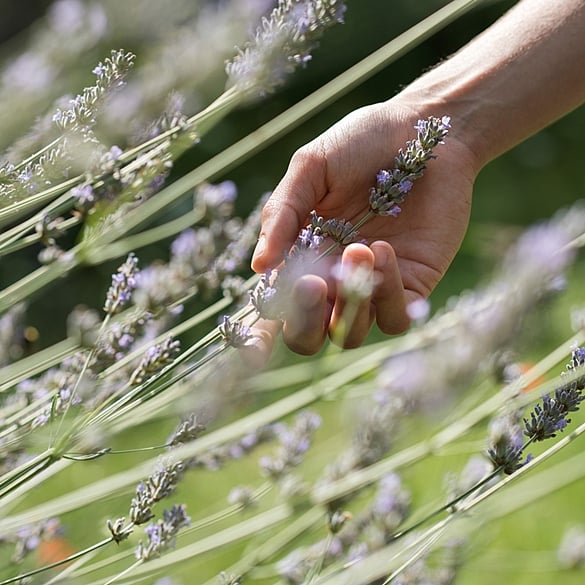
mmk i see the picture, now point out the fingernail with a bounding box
[297,279,323,310]
[252,235,266,263]
[372,244,389,270]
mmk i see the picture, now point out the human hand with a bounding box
[247,98,481,364]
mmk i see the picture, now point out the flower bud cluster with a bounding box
[134,185,265,314]
[167,414,206,448]
[259,410,321,479]
[486,413,527,475]
[130,336,181,385]
[103,253,139,315]
[129,460,185,525]
[219,315,254,349]
[53,50,136,132]
[188,424,279,471]
[369,116,450,217]
[226,0,346,96]
[135,504,190,561]
[5,518,62,564]
[523,345,585,442]
[91,313,151,373]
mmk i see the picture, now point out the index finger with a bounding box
[251,143,328,273]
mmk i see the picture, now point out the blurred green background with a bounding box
[1,1,585,584]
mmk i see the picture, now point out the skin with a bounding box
[245,0,585,366]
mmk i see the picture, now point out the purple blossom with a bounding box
[250,270,281,320]
[71,183,95,211]
[226,0,347,96]
[130,337,181,385]
[369,115,450,217]
[135,504,190,561]
[219,315,254,348]
[103,253,139,315]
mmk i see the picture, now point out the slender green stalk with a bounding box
[0,338,79,395]
[0,449,55,500]
[0,178,81,234]
[82,206,205,265]
[311,329,585,506]
[103,505,292,581]
[103,559,143,585]
[0,536,116,585]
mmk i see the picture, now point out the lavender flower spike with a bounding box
[369,115,450,218]
[226,0,347,96]
[219,315,255,348]
[130,336,181,386]
[103,253,139,315]
[135,504,190,561]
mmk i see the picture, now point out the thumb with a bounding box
[251,146,327,272]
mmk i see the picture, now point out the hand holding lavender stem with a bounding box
[228,110,461,362]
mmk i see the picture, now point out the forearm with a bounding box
[396,0,585,169]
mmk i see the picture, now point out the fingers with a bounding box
[369,241,411,335]
[282,242,412,354]
[240,317,282,369]
[245,241,414,366]
[252,144,327,273]
[282,274,329,355]
[329,244,377,348]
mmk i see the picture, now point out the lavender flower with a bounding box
[106,517,129,544]
[371,473,411,533]
[26,353,87,428]
[53,50,135,133]
[91,312,151,375]
[259,410,321,479]
[9,518,63,563]
[523,346,585,442]
[249,270,281,320]
[196,181,237,220]
[369,116,450,217]
[219,315,255,349]
[71,182,96,212]
[129,460,185,525]
[103,253,139,315]
[187,424,279,471]
[130,336,181,385]
[167,414,206,448]
[226,0,346,96]
[486,413,527,475]
[322,217,359,244]
[135,504,190,561]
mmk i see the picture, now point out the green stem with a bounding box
[311,329,585,506]
[0,450,55,500]
[103,559,143,585]
[0,178,80,235]
[0,536,115,585]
